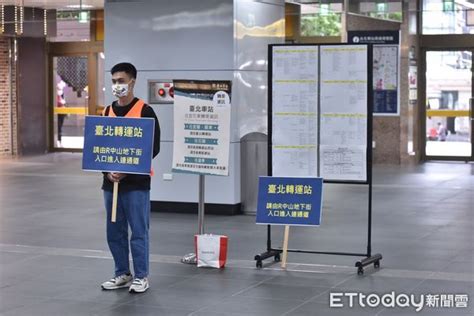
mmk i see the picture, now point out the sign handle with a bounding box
[111,182,119,223]
[281,225,290,269]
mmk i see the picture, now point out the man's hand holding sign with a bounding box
[107,173,127,182]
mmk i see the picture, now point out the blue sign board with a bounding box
[374,90,397,114]
[256,177,323,226]
[82,116,155,175]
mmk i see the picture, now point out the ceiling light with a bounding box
[20,6,24,35]
[14,5,18,34]
[320,4,329,16]
[79,11,89,23]
[376,2,388,13]
[1,5,4,34]
[44,9,47,36]
[67,4,94,9]
[77,1,89,24]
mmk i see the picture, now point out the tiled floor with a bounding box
[0,153,472,315]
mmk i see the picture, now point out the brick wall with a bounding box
[0,37,17,156]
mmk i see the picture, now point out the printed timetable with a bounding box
[320,45,368,182]
[271,46,319,177]
[270,44,369,182]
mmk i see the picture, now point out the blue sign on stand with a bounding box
[256,177,323,226]
[82,116,155,174]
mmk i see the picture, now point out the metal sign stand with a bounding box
[255,43,382,275]
[254,178,382,275]
[197,175,205,235]
[181,175,205,264]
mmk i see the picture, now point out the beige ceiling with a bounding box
[2,0,104,10]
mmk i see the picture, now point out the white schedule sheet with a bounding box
[272,46,318,80]
[272,46,319,177]
[320,45,367,114]
[319,45,368,182]
[320,145,367,181]
[272,146,318,177]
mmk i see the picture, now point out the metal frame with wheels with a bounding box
[255,43,382,275]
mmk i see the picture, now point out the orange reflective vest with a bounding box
[103,99,145,118]
[103,99,154,176]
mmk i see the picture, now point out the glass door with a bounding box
[52,55,89,149]
[424,50,473,161]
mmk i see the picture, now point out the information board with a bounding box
[372,45,398,114]
[172,80,232,176]
[270,44,370,183]
[348,31,400,116]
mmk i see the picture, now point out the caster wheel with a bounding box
[256,261,262,269]
[357,267,364,275]
[274,254,281,262]
[374,261,380,269]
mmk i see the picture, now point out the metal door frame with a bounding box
[47,41,103,152]
[419,35,474,162]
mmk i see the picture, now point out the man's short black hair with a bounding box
[111,62,137,79]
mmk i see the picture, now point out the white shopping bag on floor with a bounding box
[195,234,228,268]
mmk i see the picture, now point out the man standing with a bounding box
[56,79,67,147]
[437,122,447,142]
[100,62,160,293]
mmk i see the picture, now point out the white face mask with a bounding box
[112,83,129,98]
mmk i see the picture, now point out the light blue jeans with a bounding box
[103,190,150,278]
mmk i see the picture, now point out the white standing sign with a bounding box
[172,80,231,176]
